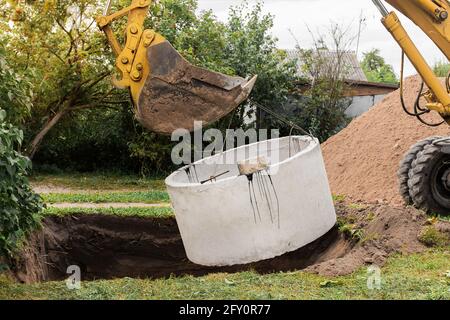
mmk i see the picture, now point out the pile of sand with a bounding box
[322,76,450,205]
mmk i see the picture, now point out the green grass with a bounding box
[42,191,170,204]
[1,249,448,300]
[418,225,448,247]
[332,194,346,203]
[42,207,174,218]
[31,173,166,191]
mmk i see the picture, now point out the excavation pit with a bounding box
[14,214,352,284]
[14,202,445,284]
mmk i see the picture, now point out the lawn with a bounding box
[42,191,170,204]
[42,207,174,218]
[32,172,170,205]
[1,249,448,300]
[30,172,166,192]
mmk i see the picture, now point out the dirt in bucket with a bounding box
[13,204,449,283]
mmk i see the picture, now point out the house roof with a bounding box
[285,49,368,82]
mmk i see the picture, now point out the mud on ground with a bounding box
[13,204,450,283]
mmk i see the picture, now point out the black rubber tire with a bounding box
[397,136,441,205]
[408,143,450,216]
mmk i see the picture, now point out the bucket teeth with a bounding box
[136,41,256,134]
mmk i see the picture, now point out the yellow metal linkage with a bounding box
[380,0,450,124]
[96,0,166,106]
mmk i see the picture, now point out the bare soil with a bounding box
[13,204,449,283]
[307,203,449,276]
[322,75,450,205]
[32,184,74,194]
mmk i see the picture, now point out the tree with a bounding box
[223,1,298,131]
[361,49,398,84]
[285,24,353,142]
[433,60,450,77]
[0,42,33,126]
[1,0,123,159]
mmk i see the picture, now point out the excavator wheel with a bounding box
[407,139,450,216]
[397,136,442,204]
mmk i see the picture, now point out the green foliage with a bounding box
[0,110,44,257]
[224,2,298,129]
[147,0,199,46]
[291,81,350,142]
[433,60,450,77]
[332,194,346,203]
[33,106,136,173]
[418,226,448,247]
[336,216,365,242]
[1,0,333,173]
[0,43,33,125]
[1,0,123,159]
[361,49,398,84]
[128,130,176,176]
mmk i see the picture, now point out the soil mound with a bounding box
[322,75,450,205]
[14,205,449,283]
[307,203,445,276]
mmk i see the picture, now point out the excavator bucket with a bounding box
[97,0,256,135]
[135,41,257,134]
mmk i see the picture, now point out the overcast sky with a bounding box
[197,0,447,76]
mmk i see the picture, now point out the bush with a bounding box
[30,106,137,173]
[128,129,176,176]
[361,49,398,85]
[287,24,353,142]
[433,60,450,77]
[0,110,44,258]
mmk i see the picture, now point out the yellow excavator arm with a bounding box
[373,0,450,124]
[373,0,450,216]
